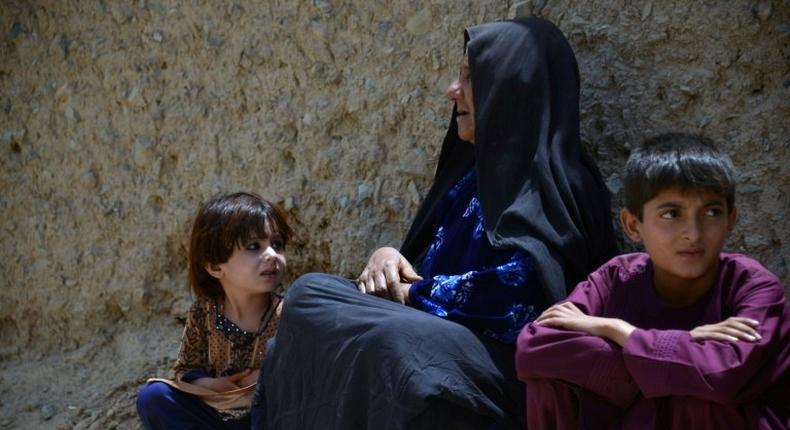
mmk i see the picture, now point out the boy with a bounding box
[516,133,788,429]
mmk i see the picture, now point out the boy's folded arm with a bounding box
[517,323,640,408]
[516,265,640,408]
[622,281,787,404]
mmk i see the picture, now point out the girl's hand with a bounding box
[238,369,260,387]
[535,302,635,347]
[357,247,422,305]
[690,317,761,343]
[192,369,253,392]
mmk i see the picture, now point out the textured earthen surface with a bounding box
[1,0,787,428]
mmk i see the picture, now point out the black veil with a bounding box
[401,17,617,303]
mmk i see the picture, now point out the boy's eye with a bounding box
[705,207,724,217]
[659,209,679,219]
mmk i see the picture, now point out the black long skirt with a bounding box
[251,273,526,430]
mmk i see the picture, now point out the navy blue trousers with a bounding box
[137,381,250,430]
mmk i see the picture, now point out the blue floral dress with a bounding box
[409,168,547,343]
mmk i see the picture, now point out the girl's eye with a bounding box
[271,240,284,251]
[245,242,261,251]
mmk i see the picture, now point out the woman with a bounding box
[252,17,617,429]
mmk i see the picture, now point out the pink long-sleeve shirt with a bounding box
[516,253,789,429]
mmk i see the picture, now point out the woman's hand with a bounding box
[192,369,254,392]
[357,247,423,305]
[690,317,761,343]
[535,302,635,347]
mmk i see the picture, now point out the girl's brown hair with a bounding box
[187,192,293,299]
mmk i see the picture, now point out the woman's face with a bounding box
[446,54,475,144]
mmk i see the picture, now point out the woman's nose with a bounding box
[446,79,461,101]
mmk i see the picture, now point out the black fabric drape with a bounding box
[401,17,617,303]
[253,275,525,429]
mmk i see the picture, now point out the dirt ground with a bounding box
[1,316,179,429]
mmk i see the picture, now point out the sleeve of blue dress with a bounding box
[409,251,540,344]
[406,168,546,344]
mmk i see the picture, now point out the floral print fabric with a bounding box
[409,169,546,343]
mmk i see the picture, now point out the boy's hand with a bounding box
[357,247,423,305]
[192,369,254,392]
[690,317,761,343]
[535,302,607,335]
[535,302,635,346]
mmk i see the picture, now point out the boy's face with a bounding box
[621,187,736,291]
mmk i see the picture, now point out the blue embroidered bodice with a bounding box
[408,169,546,343]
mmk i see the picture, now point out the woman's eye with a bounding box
[458,65,470,80]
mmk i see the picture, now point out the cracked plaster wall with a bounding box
[1,0,787,359]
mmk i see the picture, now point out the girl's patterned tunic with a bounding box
[409,168,547,343]
[175,299,280,382]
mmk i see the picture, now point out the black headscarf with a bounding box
[401,17,618,304]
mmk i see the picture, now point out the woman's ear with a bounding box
[205,262,224,280]
[620,208,643,243]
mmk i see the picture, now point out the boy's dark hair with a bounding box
[188,192,294,299]
[623,132,736,220]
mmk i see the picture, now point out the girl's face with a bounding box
[208,236,287,297]
[446,54,475,144]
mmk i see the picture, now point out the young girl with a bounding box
[137,191,293,430]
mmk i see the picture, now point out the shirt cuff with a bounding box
[408,278,432,306]
[180,369,211,383]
